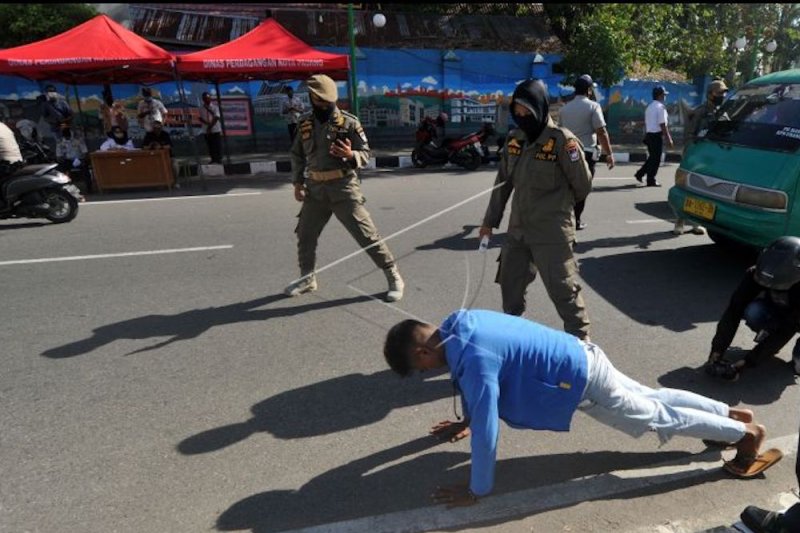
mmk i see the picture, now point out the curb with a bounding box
[183,151,682,177]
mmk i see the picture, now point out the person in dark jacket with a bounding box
[40,85,73,140]
[706,236,800,381]
[384,309,780,507]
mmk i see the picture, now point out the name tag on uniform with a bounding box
[559,382,572,390]
[534,152,557,162]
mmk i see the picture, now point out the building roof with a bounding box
[129,3,560,53]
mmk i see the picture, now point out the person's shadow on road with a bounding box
[658,348,797,406]
[214,434,716,532]
[177,370,452,453]
[578,243,753,333]
[416,224,505,252]
[41,292,380,359]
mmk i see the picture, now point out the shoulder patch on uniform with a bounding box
[507,138,522,156]
[355,124,367,143]
[565,139,581,162]
[535,136,558,162]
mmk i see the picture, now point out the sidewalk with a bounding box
[174,143,683,178]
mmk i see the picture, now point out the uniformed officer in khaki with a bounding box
[285,74,404,302]
[479,79,592,340]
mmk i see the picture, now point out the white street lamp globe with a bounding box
[735,36,747,51]
[373,13,386,28]
[766,39,777,53]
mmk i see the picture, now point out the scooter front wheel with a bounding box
[44,188,79,223]
[456,148,482,171]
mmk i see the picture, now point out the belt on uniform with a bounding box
[308,169,347,182]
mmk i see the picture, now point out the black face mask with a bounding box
[312,104,334,123]
[62,130,72,140]
[711,95,724,107]
[511,79,549,141]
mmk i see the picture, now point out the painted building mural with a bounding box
[0,45,705,156]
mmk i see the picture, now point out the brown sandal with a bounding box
[723,448,784,478]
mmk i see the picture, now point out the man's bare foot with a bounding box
[729,408,753,423]
[732,423,766,467]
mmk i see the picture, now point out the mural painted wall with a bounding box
[0,46,705,155]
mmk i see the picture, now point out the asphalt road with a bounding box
[1,162,797,533]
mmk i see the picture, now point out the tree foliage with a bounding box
[0,3,97,49]
[393,3,800,87]
[547,3,800,87]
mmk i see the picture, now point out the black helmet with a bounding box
[754,236,800,290]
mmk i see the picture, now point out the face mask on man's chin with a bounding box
[47,92,57,100]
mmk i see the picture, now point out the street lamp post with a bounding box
[734,29,778,84]
[346,5,386,119]
[347,3,358,118]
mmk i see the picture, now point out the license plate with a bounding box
[684,196,716,220]
[64,184,82,198]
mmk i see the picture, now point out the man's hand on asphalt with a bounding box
[478,226,493,241]
[430,420,470,442]
[431,484,478,508]
[294,184,306,202]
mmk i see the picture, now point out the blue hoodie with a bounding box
[441,309,588,496]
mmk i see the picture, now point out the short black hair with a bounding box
[142,87,152,96]
[384,319,425,376]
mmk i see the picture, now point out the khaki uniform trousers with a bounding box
[295,177,395,274]
[496,233,590,339]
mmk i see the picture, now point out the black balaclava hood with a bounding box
[511,79,549,141]
[109,128,129,146]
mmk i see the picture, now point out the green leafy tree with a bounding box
[0,3,97,48]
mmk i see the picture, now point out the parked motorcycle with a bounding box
[17,135,52,165]
[411,117,495,171]
[0,163,81,223]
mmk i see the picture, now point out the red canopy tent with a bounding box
[0,14,176,84]
[175,19,350,82]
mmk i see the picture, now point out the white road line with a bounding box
[82,192,262,205]
[284,434,797,533]
[0,245,233,266]
[626,219,674,224]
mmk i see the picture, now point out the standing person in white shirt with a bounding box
[136,87,168,134]
[198,92,223,165]
[634,85,673,187]
[281,86,305,144]
[559,74,615,231]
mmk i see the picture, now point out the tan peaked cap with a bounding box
[307,74,338,102]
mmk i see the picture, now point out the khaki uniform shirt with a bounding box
[483,117,592,244]
[291,108,371,185]
[684,102,718,148]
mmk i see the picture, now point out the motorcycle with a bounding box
[0,162,81,224]
[411,118,495,171]
[17,126,93,194]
